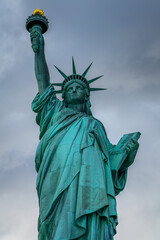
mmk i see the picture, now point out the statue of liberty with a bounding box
[26,10,140,240]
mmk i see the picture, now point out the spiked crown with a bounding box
[53,57,106,95]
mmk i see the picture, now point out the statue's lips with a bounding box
[69,94,84,100]
[70,93,81,97]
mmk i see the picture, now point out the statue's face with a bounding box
[64,82,87,105]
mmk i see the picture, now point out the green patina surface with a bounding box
[26,11,140,240]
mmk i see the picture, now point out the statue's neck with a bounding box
[67,103,86,113]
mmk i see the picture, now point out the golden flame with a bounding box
[33,9,44,17]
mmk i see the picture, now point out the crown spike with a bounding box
[82,62,93,77]
[52,83,63,86]
[54,90,63,94]
[54,65,67,79]
[90,88,107,91]
[88,75,104,84]
[72,57,77,74]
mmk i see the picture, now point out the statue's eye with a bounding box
[77,86,83,90]
[67,87,72,92]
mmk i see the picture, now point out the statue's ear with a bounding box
[85,96,89,102]
[85,89,90,101]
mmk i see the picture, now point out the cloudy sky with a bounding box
[0,0,160,239]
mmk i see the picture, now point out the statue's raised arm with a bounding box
[26,10,50,95]
[30,26,50,95]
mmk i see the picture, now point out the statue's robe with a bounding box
[32,85,135,240]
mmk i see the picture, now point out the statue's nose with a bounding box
[73,87,77,92]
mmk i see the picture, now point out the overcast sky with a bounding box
[0,0,160,239]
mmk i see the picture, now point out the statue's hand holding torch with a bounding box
[30,26,44,53]
[26,9,48,53]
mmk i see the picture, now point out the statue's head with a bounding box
[64,81,89,105]
[62,79,91,114]
[53,57,106,114]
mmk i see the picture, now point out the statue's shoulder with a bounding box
[84,114,105,130]
[91,115,104,126]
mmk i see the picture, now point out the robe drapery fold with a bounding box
[32,85,132,240]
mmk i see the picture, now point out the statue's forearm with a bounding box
[34,48,50,95]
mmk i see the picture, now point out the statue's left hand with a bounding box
[125,138,139,154]
[118,138,139,171]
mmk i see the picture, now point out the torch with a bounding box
[26,9,49,52]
